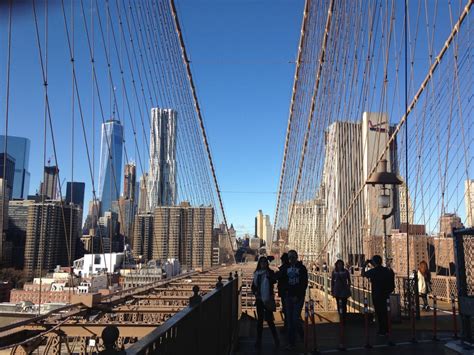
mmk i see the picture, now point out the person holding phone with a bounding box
[362,255,395,336]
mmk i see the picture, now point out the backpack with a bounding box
[385,268,395,294]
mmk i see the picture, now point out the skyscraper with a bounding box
[361,112,399,238]
[288,186,326,262]
[181,202,213,270]
[399,181,414,225]
[153,206,182,262]
[112,197,135,241]
[324,121,364,264]
[133,213,154,260]
[40,165,59,200]
[0,135,31,199]
[147,108,177,210]
[7,199,34,269]
[0,153,15,200]
[263,215,273,249]
[133,202,214,270]
[98,120,123,214]
[465,180,474,227]
[65,182,85,209]
[123,163,136,201]
[138,174,148,214]
[255,210,264,239]
[323,113,399,264]
[24,201,81,278]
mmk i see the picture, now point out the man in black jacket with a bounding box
[362,255,395,336]
[276,253,290,333]
[285,250,308,349]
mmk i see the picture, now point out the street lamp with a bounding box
[366,159,403,266]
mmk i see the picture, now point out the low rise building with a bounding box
[162,258,181,277]
[120,261,164,288]
[73,253,125,277]
[10,271,109,304]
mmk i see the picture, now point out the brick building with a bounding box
[362,235,387,261]
[439,213,463,237]
[391,224,429,276]
[430,236,456,275]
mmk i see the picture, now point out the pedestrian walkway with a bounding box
[234,309,462,354]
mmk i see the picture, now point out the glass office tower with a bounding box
[98,120,123,215]
[0,136,30,199]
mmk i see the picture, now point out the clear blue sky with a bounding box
[1,0,469,238]
[0,0,304,236]
[177,0,304,235]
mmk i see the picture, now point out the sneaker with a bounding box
[285,344,296,351]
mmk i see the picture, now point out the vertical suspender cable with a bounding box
[273,0,310,240]
[168,0,233,256]
[2,0,13,266]
[404,0,409,282]
[315,0,473,263]
[69,0,75,304]
[288,0,335,232]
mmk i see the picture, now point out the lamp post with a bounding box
[366,159,402,266]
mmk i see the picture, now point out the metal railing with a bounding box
[453,228,474,343]
[125,274,240,355]
[308,271,457,316]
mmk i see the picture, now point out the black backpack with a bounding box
[384,268,395,294]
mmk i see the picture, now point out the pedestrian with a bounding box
[362,255,395,336]
[252,256,280,348]
[331,259,351,322]
[285,250,308,350]
[99,325,125,354]
[322,261,328,272]
[276,253,290,334]
[418,260,431,311]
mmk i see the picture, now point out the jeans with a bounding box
[255,299,278,344]
[420,293,429,308]
[373,295,388,334]
[280,294,288,329]
[286,296,304,346]
[335,297,348,322]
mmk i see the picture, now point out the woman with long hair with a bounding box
[252,256,280,348]
[418,260,432,311]
[331,259,351,322]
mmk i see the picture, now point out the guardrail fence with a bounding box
[125,274,240,355]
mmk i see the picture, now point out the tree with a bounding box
[0,268,28,288]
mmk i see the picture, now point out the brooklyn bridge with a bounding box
[0,0,472,354]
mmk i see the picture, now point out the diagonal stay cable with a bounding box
[273,0,311,240]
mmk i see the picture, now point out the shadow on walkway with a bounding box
[234,311,459,354]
